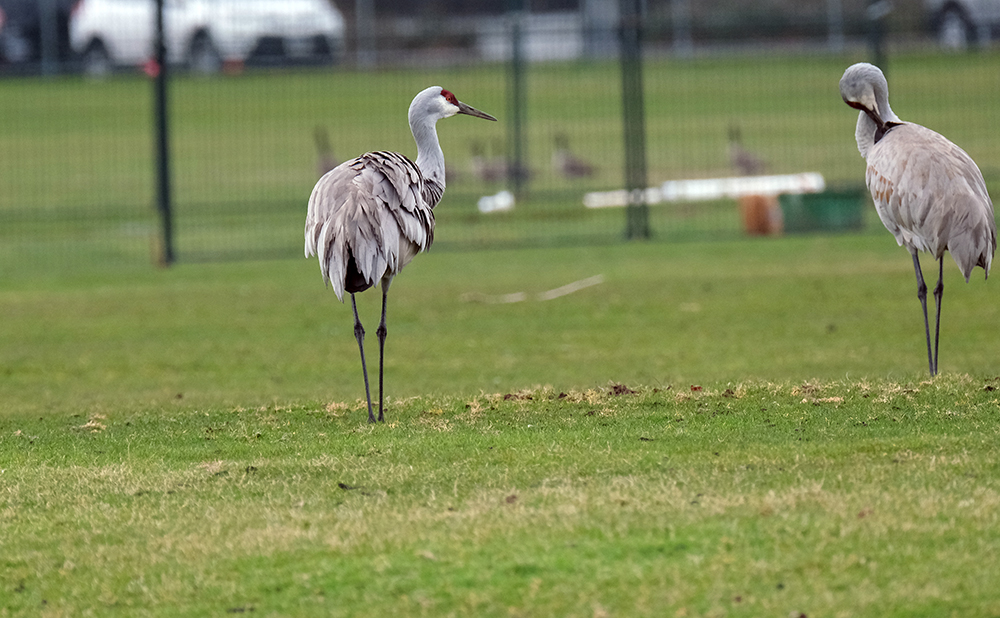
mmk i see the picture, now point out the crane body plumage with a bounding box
[865,124,994,281]
[306,150,435,301]
[840,62,996,376]
[305,86,496,422]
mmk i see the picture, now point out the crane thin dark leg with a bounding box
[376,286,389,423]
[351,294,377,423]
[932,257,944,377]
[911,252,935,377]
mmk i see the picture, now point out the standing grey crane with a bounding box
[727,125,766,176]
[839,62,996,376]
[469,140,507,183]
[552,133,595,179]
[313,126,338,177]
[305,87,496,422]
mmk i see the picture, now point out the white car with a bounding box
[70,0,345,75]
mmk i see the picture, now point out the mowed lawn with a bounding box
[3,50,1000,615]
[3,234,1000,615]
[2,233,999,414]
[2,375,999,617]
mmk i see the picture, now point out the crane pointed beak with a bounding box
[457,101,497,121]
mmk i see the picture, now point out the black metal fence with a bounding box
[2,0,999,274]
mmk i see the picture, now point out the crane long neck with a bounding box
[855,111,877,158]
[855,88,900,158]
[411,115,446,191]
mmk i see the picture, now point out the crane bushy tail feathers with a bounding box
[305,152,434,301]
[946,193,995,281]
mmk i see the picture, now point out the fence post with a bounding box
[38,0,59,76]
[867,0,891,72]
[153,0,174,265]
[671,0,693,58]
[355,0,376,68]
[507,3,527,197]
[620,0,650,240]
[827,0,845,53]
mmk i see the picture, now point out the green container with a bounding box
[779,188,867,233]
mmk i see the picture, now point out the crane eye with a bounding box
[441,89,458,105]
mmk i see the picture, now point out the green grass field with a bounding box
[3,50,1000,263]
[3,372,1000,616]
[3,234,1000,615]
[3,50,1000,615]
[3,234,999,412]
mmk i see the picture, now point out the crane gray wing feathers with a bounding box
[866,123,996,281]
[305,151,435,301]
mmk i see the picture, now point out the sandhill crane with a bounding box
[305,87,496,422]
[313,126,337,177]
[839,62,995,376]
[727,125,777,235]
[469,139,532,185]
[469,140,507,183]
[552,133,595,179]
[727,125,766,176]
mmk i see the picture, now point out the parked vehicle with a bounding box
[70,0,346,76]
[925,0,1000,49]
[0,0,76,71]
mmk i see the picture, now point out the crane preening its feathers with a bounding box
[840,62,996,376]
[305,86,496,422]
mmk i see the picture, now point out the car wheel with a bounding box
[189,33,222,74]
[82,40,112,77]
[938,6,974,50]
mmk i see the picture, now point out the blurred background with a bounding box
[1,0,999,269]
